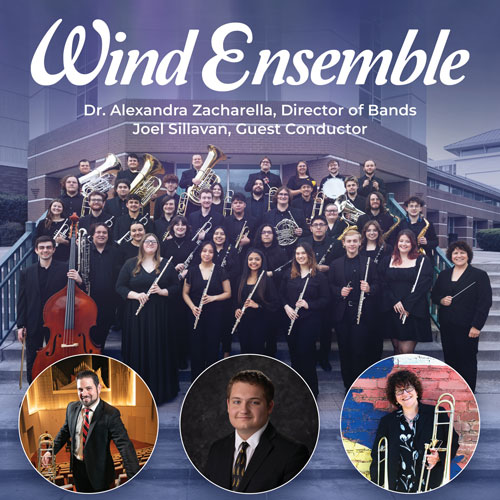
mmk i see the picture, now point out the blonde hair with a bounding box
[132,233,162,276]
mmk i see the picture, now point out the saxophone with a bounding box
[417,217,430,255]
[383,210,401,241]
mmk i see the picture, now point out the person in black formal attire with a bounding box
[263,186,309,255]
[328,229,380,391]
[182,240,231,381]
[248,178,268,222]
[324,202,347,240]
[431,241,492,392]
[380,229,433,355]
[118,221,145,261]
[17,236,80,383]
[291,179,315,223]
[179,153,205,216]
[77,159,92,177]
[36,199,70,262]
[344,176,366,213]
[60,175,84,217]
[114,193,152,243]
[319,159,344,193]
[87,223,122,348]
[244,156,282,194]
[300,215,344,371]
[400,196,439,257]
[356,192,395,237]
[211,182,225,215]
[104,178,130,218]
[370,370,459,493]
[252,224,290,357]
[153,174,180,220]
[153,195,176,241]
[224,193,257,256]
[360,220,393,364]
[281,242,329,397]
[43,369,140,492]
[188,188,224,242]
[287,160,317,198]
[79,191,112,231]
[116,233,180,403]
[233,249,279,355]
[358,159,386,198]
[116,153,140,184]
[205,370,309,493]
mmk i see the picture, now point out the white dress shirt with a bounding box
[232,421,269,469]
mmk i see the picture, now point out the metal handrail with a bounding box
[0,214,45,346]
[386,193,452,328]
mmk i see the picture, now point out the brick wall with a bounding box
[341,358,478,480]
[1,165,27,196]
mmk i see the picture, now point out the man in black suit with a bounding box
[244,156,282,193]
[204,370,309,493]
[17,236,78,383]
[358,159,386,198]
[42,369,139,492]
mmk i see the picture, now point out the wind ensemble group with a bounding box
[18,147,493,405]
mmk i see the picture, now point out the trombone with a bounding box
[307,190,325,224]
[377,436,389,490]
[267,187,278,212]
[223,190,234,217]
[37,433,57,483]
[417,393,456,492]
[177,192,188,216]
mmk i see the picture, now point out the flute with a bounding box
[356,257,371,325]
[402,257,425,324]
[287,271,311,335]
[135,256,173,316]
[178,239,203,279]
[193,264,215,330]
[272,259,293,273]
[231,270,266,335]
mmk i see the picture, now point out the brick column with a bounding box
[455,216,473,247]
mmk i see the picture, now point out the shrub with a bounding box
[0,222,25,246]
[476,229,500,251]
[0,194,28,225]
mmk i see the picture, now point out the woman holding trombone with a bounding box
[370,369,459,492]
[116,233,180,404]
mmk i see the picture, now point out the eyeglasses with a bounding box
[277,193,289,197]
[395,386,415,396]
[261,231,273,235]
[311,223,326,228]
[144,240,158,245]
[90,199,104,203]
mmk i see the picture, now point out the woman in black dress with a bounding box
[233,248,279,354]
[370,370,459,492]
[431,241,492,391]
[210,182,225,215]
[380,229,433,355]
[116,233,180,404]
[182,240,231,381]
[36,199,70,261]
[281,242,329,397]
[153,195,176,240]
[286,160,317,198]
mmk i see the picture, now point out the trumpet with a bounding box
[231,270,266,335]
[80,153,121,216]
[177,192,188,216]
[37,433,57,483]
[267,187,278,212]
[192,218,213,241]
[135,256,173,316]
[103,215,114,228]
[235,221,250,254]
[193,264,215,330]
[223,189,234,217]
[116,214,150,245]
[130,154,165,208]
[53,218,70,247]
[417,393,456,492]
[377,436,389,490]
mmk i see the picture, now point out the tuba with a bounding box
[186,145,226,205]
[80,154,121,216]
[37,433,57,483]
[130,154,165,208]
[335,194,365,225]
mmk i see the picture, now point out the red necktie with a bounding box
[81,408,90,447]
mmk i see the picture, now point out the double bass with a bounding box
[31,214,100,380]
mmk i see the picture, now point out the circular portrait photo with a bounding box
[180,354,319,494]
[340,354,479,494]
[18,354,159,493]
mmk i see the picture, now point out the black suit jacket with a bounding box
[244,171,282,193]
[204,422,309,493]
[53,400,139,491]
[369,403,459,491]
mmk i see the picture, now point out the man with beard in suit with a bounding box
[42,369,139,492]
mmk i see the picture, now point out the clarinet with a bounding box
[318,240,336,266]
[135,257,173,316]
[230,270,266,335]
[272,259,293,273]
[373,244,385,264]
[287,271,311,335]
[178,239,203,279]
[193,264,215,330]
[356,257,371,325]
[220,244,232,268]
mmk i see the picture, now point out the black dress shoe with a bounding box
[320,360,332,372]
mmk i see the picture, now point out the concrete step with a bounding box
[474,262,500,272]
